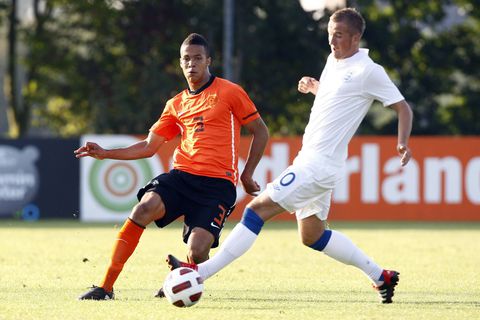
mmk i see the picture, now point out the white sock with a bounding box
[198,223,258,280]
[322,230,384,286]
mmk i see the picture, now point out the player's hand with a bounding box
[74,142,106,160]
[240,174,261,196]
[298,76,319,95]
[397,144,411,167]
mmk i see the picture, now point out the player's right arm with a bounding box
[389,100,413,167]
[74,131,166,160]
[298,76,319,95]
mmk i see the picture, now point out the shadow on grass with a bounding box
[78,287,480,310]
[198,289,480,309]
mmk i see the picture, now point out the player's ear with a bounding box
[206,57,211,67]
[352,32,361,45]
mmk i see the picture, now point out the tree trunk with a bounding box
[6,0,19,137]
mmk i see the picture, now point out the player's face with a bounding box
[327,20,360,60]
[180,44,211,88]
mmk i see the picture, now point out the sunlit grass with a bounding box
[0,220,479,320]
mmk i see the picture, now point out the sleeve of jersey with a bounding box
[229,85,260,125]
[365,65,405,107]
[149,105,181,141]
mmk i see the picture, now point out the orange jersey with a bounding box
[150,76,260,185]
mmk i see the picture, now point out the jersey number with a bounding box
[194,116,205,132]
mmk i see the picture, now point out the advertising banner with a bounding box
[0,138,79,220]
[331,136,480,220]
[80,135,164,222]
[80,135,480,222]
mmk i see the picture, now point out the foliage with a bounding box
[24,0,194,135]
[3,0,479,136]
[358,0,480,135]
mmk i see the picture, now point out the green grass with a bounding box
[0,220,479,320]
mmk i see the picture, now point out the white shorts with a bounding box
[266,156,342,221]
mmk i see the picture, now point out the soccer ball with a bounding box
[162,267,204,307]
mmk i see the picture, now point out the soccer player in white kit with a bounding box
[166,7,413,304]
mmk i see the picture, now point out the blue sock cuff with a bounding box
[378,273,385,281]
[240,208,264,235]
[309,230,332,251]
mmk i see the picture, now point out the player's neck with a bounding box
[188,73,212,92]
[335,48,360,61]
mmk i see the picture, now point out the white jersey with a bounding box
[267,48,405,218]
[299,48,404,164]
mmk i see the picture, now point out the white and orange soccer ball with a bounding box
[162,267,204,307]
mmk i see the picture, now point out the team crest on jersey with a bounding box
[206,94,218,107]
[343,71,353,82]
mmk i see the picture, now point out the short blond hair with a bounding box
[331,8,366,36]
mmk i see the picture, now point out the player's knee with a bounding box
[187,247,209,264]
[300,229,326,247]
[132,201,153,217]
[187,235,211,263]
[187,227,214,263]
[131,199,164,224]
[300,233,317,247]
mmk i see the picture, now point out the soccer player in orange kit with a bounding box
[75,33,269,300]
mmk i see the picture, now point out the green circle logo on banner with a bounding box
[89,159,153,212]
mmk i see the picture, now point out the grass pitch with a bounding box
[0,220,479,320]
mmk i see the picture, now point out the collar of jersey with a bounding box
[188,75,216,95]
[335,48,369,65]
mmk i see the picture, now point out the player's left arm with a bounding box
[241,117,269,196]
[389,100,413,166]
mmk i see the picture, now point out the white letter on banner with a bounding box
[382,158,420,204]
[466,157,480,204]
[424,157,462,204]
[333,156,359,203]
[361,143,379,203]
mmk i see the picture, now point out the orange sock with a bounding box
[100,218,145,292]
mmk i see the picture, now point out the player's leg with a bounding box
[299,214,385,282]
[189,191,284,280]
[167,164,313,279]
[155,226,214,298]
[297,195,399,303]
[210,162,319,274]
[181,187,235,264]
[78,191,166,300]
[186,227,214,263]
[102,192,166,286]
[79,171,186,300]
[166,193,283,277]
[159,173,238,296]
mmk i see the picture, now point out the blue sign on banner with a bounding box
[0,139,80,220]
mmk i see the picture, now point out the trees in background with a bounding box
[2,0,479,137]
[21,0,197,136]
[360,0,480,135]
